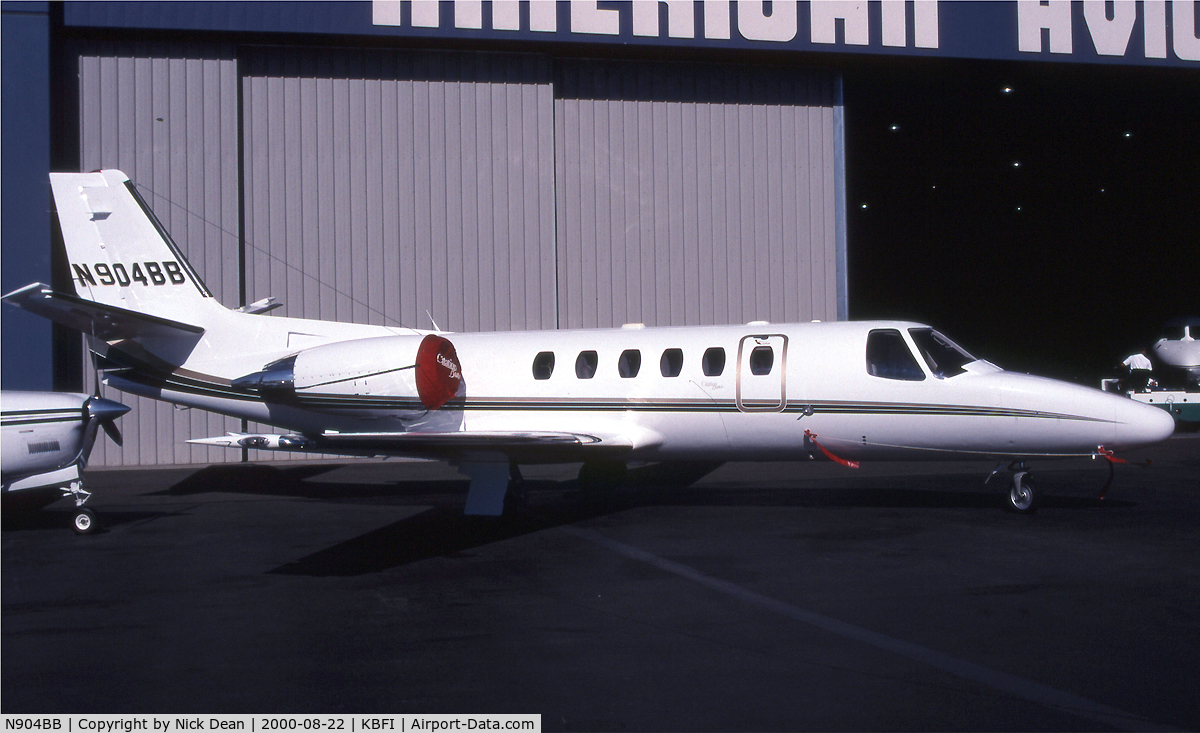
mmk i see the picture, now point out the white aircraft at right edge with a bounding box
[2,170,1177,516]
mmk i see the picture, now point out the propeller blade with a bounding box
[101,419,124,447]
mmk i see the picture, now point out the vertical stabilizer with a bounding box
[50,170,224,325]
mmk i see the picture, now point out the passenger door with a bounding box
[736,335,787,412]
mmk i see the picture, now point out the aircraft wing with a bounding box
[324,429,601,446]
[190,427,653,462]
[193,424,662,465]
[2,282,204,340]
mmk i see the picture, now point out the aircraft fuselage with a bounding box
[108,319,1174,464]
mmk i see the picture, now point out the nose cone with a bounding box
[993,372,1175,456]
[1110,398,1176,451]
[86,395,131,422]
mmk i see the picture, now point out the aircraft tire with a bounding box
[1006,472,1037,514]
[72,507,100,534]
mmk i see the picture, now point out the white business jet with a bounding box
[2,170,1176,516]
[1,390,129,533]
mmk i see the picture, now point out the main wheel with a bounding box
[1006,472,1037,514]
[72,507,100,534]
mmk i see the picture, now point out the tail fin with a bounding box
[51,170,224,325]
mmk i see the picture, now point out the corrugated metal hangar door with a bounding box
[554,59,842,329]
[240,48,559,334]
[73,43,843,467]
[77,42,244,467]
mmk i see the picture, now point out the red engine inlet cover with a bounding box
[415,334,463,409]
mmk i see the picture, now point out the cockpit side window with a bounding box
[866,329,925,381]
[908,328,974,378]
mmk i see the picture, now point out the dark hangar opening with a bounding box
[844,59,1199,383]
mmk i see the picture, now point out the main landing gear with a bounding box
[989,461,1038,514]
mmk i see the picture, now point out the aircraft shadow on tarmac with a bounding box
[273,491,1132,578]
[1,462,1132,550]
[142,462,1132,577]
[1,506,169,532]
[159,463,404,499]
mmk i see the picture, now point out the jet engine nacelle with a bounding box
[234,334,463,411]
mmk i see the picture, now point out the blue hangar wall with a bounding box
[3,1,1198,467]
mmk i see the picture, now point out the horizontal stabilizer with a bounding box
[2,283,204,340]
[235,297,283,315]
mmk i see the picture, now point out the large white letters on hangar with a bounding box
[375,0,942,47]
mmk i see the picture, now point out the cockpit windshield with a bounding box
[908,328,975,378]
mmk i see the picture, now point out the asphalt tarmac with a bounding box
[4,434,1198,731]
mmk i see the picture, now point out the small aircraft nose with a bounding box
[86,396,131,422]
[1110,398,1176,450]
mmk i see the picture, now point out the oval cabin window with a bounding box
[532,351,555,380]
[702,347,726,377]
[660,348,683,377]
[749,346,774,375]
[575,351,598,379]
[618,349,641,378]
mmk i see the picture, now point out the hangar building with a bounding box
[2,1,1196,467]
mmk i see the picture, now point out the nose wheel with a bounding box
[72,507,100,534]
[989,462,1038,514]
[1006,468,1038,514]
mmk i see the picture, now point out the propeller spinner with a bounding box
[85,395,130,446]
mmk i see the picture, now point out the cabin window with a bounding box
[702,347,726,377]
[618,349,641,378]
[660,348,684,377]
[575,350,598,379]
[532,351,555,380]
[908,328,974,378]
[866,330,925,381]
[749,346,774,375]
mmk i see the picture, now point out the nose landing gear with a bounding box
[988,461,1038,514]
[1007,469,1037,514]
[62,480,102,534]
